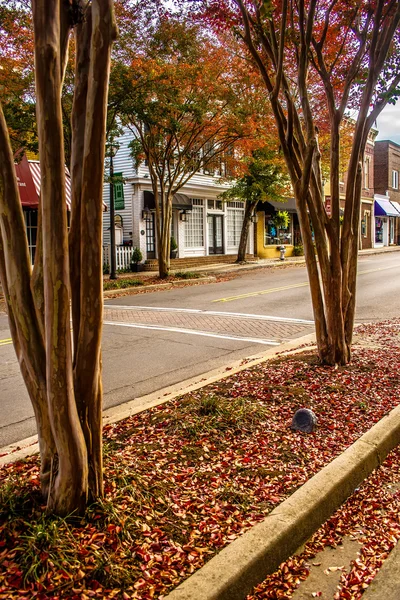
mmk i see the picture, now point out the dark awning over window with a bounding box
[264,198,297,213]
[143,191,193,211]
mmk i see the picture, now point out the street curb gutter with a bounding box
[0,333,316,466]
[164,404,400,600]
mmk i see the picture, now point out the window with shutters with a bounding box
[113,172,125,209]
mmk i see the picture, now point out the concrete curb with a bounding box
[0,333,316,467]
[164,407,400,600]
[362,539,400,599]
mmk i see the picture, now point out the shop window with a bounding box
[185,206,204,247]
[265,213,292,245]
[375,218,383,244]
[227,208,244,246]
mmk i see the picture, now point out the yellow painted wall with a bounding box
[256,211,294,258]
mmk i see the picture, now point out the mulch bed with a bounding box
[1,320,400,599]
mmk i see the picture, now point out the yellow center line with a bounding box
[213,282,309,303]
[213,264,399,303]
[358,265,397,275]
[0,337,12,346]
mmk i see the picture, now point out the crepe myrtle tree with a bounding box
[116,12,264,278]
[0,0,117,515]
[201,0,400,365]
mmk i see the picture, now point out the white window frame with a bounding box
[392,169,399,190]
[185,199,204,248]
[226,201,245,248]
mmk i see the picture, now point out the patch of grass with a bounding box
[103,278,144,290]
[161,393,270,440]
[0,474,35,518]
[19,516,80,583]
[174,271,202,279]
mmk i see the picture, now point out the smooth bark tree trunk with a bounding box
[236,200,255,263]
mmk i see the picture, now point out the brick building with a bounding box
[373,140,400,246]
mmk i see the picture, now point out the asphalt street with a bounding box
[0,251,399,447]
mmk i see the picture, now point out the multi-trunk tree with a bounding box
[116,10,264,277]
[201,0,400,365]
[0,0,116,515]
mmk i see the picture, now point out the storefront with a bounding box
[256,198,301,258]
[374,195,400,247]
[142,191,247,259]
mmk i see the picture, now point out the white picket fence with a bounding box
[103,245,134,271]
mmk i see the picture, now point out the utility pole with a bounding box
[109,142,117,280]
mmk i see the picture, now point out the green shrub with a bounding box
[293,244,304,256]
[130,247,143,266]
[103,279,144,290]
[174,271,202,279]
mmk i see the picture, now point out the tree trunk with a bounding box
[72,0,117,499]
[236,200,255,262]
[156,190,172,278]
[0,104,56,498]
[33,0,89,515]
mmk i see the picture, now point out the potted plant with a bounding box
[130,246,143,272]
[170,236,178,259]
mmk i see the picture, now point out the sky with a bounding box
[375,102,400,144]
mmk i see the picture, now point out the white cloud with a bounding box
[375,102,400,143]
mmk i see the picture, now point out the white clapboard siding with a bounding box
[103,128,136,245]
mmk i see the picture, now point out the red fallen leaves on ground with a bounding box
[247,444,400,599]
[0,320,400,599]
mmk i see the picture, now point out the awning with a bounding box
[14,156,40,208]
[390,200,400,215]
[374,197,400,217]
[264,198,297,213]
[173,193,192,210]
[15,155,72,210]
[143,190,193,211]
[14,155,107,212]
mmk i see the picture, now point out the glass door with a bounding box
[208,214,224,254]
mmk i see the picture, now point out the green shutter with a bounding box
[113,172,124,209]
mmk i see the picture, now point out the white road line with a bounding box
[104,305,314,325]
[103,321,281,345]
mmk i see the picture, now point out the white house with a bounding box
[102,129,254,268]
